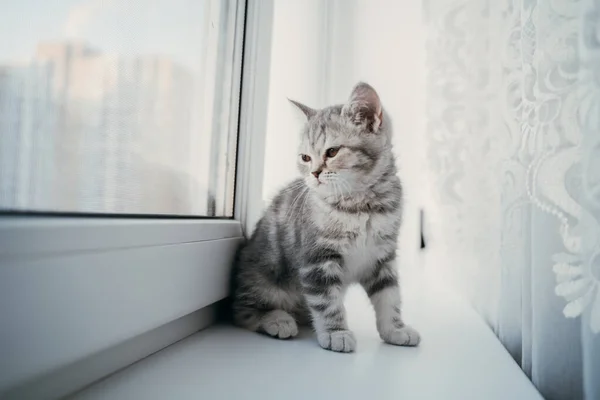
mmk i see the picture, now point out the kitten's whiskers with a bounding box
[277,181,305,195]
[337,177,353,200]
[284,187,309,222]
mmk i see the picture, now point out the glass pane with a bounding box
[0,0,243,217]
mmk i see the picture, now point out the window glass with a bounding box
[0,0,243,216]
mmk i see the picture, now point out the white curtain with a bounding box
[424,0,600,398]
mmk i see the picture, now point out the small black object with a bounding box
[420,209,426,250]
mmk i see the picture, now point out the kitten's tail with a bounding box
[231,303,263,332]
[220,240,263,331]
[217,297,264,332]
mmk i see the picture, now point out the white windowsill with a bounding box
[71,260,543,400]
[0,217,242,257]
[0,217,244,394]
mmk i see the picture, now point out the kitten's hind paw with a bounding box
[260,310,298,339]
[317,330,357,353]
[381,325,421,347]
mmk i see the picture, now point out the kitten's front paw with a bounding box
[261,310,298,339]
[317,330,356,353]
[381,325,420,347]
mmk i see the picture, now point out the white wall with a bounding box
[262,0,426,268]
[262,0,329,204]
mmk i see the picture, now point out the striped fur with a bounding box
[231,83,420,352]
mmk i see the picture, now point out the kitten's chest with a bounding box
[327,213,396,281]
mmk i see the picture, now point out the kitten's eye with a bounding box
[301,154,311,162]
[325,147,339,158]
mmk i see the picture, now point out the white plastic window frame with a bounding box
[0,0,274,394]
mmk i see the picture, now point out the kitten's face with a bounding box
[292,83,391,201]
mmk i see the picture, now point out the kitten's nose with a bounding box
[312,170,322,179]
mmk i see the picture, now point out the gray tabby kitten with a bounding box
[231,83,420,352]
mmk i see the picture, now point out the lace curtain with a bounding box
[424,0,600,398]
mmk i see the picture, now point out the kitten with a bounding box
[231,82,420,352]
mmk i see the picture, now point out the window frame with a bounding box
[0,0,274,394]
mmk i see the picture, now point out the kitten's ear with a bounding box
[342,82,383,133]
[288,98,316,120]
